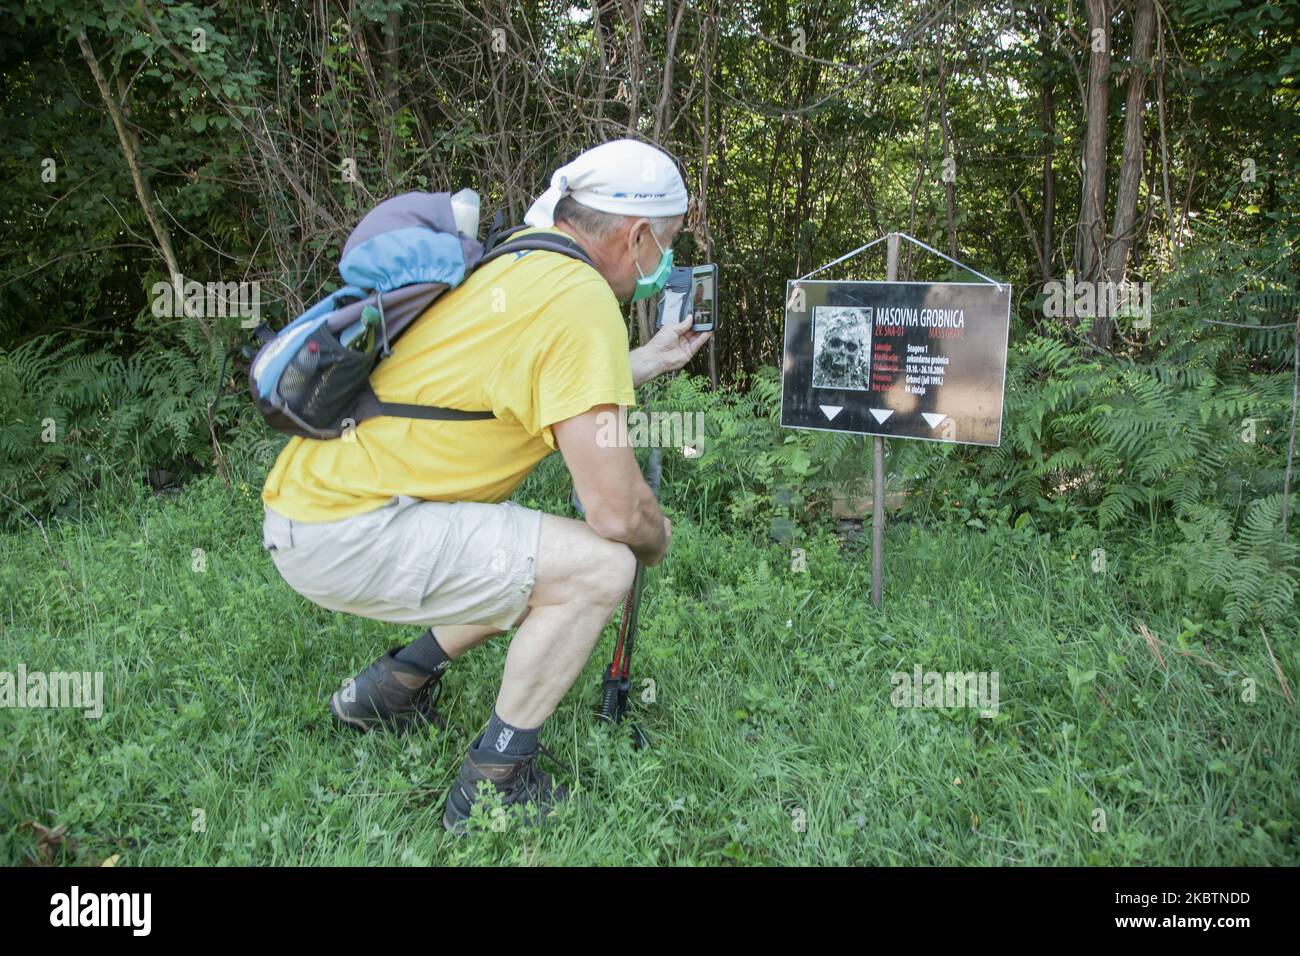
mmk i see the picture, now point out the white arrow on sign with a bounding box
[869,408,894,424]
[921,412,949,429]
[819,405,843,421]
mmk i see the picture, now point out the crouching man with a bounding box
[260,140,709,831]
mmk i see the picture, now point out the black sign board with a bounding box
[780,280,1011,446]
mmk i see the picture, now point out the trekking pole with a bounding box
[572,447,663,750]
[597,448,662,749]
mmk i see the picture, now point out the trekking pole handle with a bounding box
[646,448,663,498]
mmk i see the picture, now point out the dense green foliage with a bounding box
[3,1,1296,520]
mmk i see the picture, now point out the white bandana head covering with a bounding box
[524,139,688,228]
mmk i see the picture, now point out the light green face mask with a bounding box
[630,228,673,303]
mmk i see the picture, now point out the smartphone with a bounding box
[689,264,717,332]
[656,264,718,332]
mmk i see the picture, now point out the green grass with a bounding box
[1,457,1296,866]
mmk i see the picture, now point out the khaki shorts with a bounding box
[262,496,543,630]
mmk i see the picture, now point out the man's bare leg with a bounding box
[492,513,636,728]
[443,513,636,831]
[430,624,505,658]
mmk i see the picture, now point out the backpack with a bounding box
[248,191,593,440]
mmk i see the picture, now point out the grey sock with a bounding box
[476,710,541,758]
[394,629,451,675]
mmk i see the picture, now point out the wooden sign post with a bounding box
[869,234,900,606]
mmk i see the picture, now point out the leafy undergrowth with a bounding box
[1,468,1296,866]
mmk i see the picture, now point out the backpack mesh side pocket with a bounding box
[277,327,379,430]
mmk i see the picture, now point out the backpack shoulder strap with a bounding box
[359,231,596,427]
[353,385,494,422]
[479,230,594,269]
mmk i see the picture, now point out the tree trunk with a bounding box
[1104,0,1156,286]
[937,30,957,260]
[700,8,718,389]
[77,31,211,347]
[1039,5,1056,283]
[652,0,686,141]
[1077,0,1111,287]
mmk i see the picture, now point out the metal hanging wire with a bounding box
[797,231,1007,293]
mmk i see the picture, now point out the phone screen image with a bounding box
[690,265,717,331]
[656,268,690,329]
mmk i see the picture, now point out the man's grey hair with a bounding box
[554,195,679,242]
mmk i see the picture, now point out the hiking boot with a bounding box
[443,734,570,834]
[329,647,445,734]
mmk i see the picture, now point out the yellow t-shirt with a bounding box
[261,227,636,522]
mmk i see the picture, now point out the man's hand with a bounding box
[629,316,712,387]
[637,515,676,567]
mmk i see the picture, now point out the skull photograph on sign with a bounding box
[812,306,874,391]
